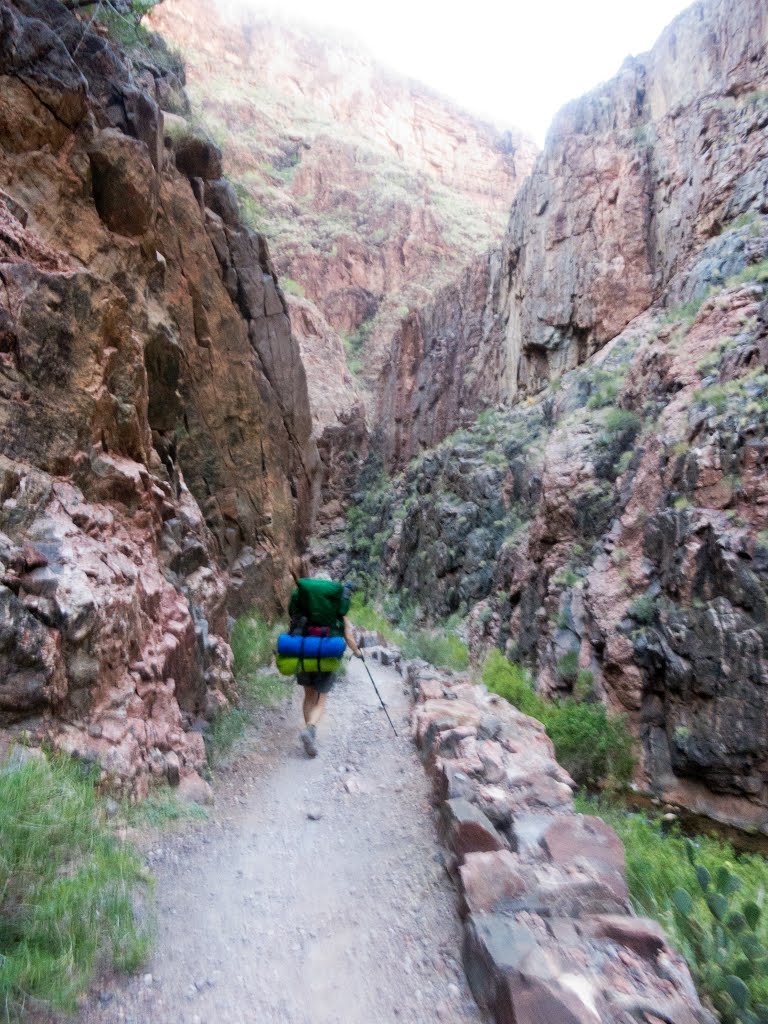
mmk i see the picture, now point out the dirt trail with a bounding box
[79,658,486,1024]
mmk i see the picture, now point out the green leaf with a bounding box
[744,902,762,930]
[728,912,748,933]
[673,887,694,916]
[726,975,749,1011]
[734,957,754,981]
[707,892,729,921]
[741,934,764,960]
[697,865,712,891]
[685,838,697,866]
[753,1004,768,1024]
[717,866,743,896]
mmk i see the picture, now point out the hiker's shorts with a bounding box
[296,670,337,694]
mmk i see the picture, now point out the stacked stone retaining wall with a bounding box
[390,653,714,1024]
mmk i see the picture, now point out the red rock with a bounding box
[442,798,506,861]
[459,851,525,915]
[581,915,666,960]
[541,815,626,877]
[177,772,214,806]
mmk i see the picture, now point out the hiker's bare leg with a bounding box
[302,686,319,725]
[307,692,327,728]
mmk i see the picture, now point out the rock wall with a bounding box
[377,252,504,468]
[377,0,768,468]
[403,657,713,1024]
[351,215,768,830]
[150,0,538,388]
[0,0,319,795]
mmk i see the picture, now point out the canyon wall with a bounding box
[150,0,537,391]
[352,0,768,831]
[0,0,319,796]
[378,0,768,467]
[354,237,768,830]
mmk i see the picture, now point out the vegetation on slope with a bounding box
[482,650,635,790]
[578,796,768,1024]
[207,612,290,764]
[0,754,152,1013]
[349,595,470,671]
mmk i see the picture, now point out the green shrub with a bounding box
[578,797,768,1021]
[726,258,768,287]
[483,652,634,790]
[0,754,152,1012]
[603,408,642,436]
[230,612,275,676]
[349,594,405,646]
[664,291,711,325]
[574,669,595,701]
[586,367,625,409]
[209,613,289,764]
[281,277,305,298]
[482,650,548,720]
[553,567,580,588]
[694,383,731,414]
[483,449,507,467]
[546,700,635,790]
[402,629,469,671]
[628,593,657,625]
[348,596,469,670]
[556,650,579,682]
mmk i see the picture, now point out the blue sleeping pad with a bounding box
[276,634,347,659]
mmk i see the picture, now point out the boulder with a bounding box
[540,814,625,877]
[463,914,602,1024]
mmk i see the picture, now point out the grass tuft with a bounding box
[207,613,290,765]
[0,753,152,1013]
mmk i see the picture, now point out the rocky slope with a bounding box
[150,0,537,395]
[352,228,768,832]
[349,0,768,832]
[0,0,319,797]
[378,0,768,467]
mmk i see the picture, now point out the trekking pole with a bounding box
[360,655,398,737]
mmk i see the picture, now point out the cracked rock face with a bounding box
[376,0,768,469]
[0,0,319,794]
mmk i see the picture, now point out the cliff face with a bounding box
[0,0,319,796]
[352,0,768,831]
[353,242,768,830]
[378,0,768,468]
[150,0,537,390]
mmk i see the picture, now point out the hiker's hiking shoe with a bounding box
[301,724,318,758]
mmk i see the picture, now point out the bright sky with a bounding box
[238,0,692,144]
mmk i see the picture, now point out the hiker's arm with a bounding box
[343,616,363,658]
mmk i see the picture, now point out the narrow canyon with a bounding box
[1,0,767,1020]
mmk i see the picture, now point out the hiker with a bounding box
[284,576,363,758]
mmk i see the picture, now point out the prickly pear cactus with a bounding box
[671,840,768,1024]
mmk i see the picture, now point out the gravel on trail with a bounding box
[72,657,487,1024]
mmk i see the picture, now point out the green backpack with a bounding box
[289,578,350,637]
